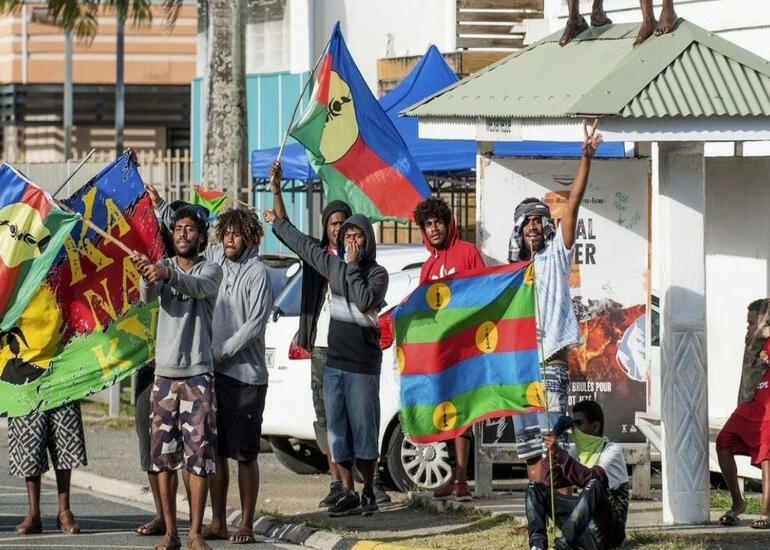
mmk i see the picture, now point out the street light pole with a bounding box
[115,10,125,157]
[63,26,72,161]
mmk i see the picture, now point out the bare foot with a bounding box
[15,514,42,535]
[732,497,748,515]
[136,516,166,536]
[229,525,256,544]
[591,8,612,27]
[559,15,589,47]
[655,7,678,35]
[155,533,181,550]
[57,509,80,534]
[633,18,657,47]
[187,534,213,550]
[200,522,228,540]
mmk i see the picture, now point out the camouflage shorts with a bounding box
[149,373,217,475]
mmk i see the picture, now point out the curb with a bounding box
[57,468,419,550]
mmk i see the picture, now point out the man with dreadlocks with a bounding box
[510,119,602,485]
[144,184,273,545]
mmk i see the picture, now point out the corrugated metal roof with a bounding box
[403,20,770,119]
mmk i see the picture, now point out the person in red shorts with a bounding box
[716,298,770,528]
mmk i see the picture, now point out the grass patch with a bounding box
[710,489,762,515]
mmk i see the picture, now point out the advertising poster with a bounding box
[479,158,649,443]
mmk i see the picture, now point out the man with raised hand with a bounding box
[263,204,388,518]
[509,119,602,484]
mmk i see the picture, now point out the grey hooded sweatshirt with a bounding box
[272,214,388,375]
[207,245,273,385]
[140,257,223,378]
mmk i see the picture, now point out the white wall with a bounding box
[311,0,456,93]
[705,157,770,420]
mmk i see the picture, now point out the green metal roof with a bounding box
[403,20,770,119]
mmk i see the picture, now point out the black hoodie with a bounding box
[272,214,388,374]
[287,200,352,352]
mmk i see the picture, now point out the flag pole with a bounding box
[529,243,558,545]
[52,148,96,198]
[276,38,331,163]
[55,200,134,256]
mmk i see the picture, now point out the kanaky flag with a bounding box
[393,262,544,443]
[291,22,431,223]
[0,166,79,331]
[191,185,227,222]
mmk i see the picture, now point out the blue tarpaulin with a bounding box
[251,45,626,180]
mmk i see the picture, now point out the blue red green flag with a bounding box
[0,166,79,331]
[190,185,227,222]
[290,22,431,223]
[393,261,544,444]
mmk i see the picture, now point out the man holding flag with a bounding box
[413,196,484,501]
[509,120,602,483]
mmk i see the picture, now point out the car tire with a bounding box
[268,436,329,475]
[384,422,453,493]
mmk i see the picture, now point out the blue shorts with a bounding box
[513,363,569,460]
[323,366,380,463]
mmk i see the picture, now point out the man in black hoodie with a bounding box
[269,162,352,507]
[264,202,388,517]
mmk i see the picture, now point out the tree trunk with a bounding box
[202,0,247,201]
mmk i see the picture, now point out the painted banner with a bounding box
[290,22,431,223]
[0,166,80,331]
[394,261,544,444]
[479,158,649,443]
[0,153,164,417]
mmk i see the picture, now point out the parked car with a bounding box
[262,244,457,492]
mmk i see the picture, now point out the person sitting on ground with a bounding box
[716,298,770,529]
[413,196,484,502]
[263,207,388,517]
[526,399,628,550]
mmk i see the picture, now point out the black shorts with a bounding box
[215,373,267,462]
[134,364,155,472]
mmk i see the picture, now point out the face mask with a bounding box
[344,244,365,262]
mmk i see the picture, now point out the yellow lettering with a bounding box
[91,337,131,377]
[83,279,118,331]
[121,256,141,312]
[64,186,116,284]
[116,306,158,355]
[104,198,131,237]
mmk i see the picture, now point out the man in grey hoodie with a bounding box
[263,207,388,517]
[144,185,274,544]
[131,203,223,550]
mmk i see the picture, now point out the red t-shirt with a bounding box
[735,339,770,422]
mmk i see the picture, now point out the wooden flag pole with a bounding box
[56,200,134,256]
[529,243,558,546]
[52,148,96,198]
[276,39,331,163]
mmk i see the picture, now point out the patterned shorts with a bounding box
[8,401,88,478]
[149,373,217,475]
[513,362,570,461]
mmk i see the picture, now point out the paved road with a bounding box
[0,464,300,550]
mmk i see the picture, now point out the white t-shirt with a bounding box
[533,229,583,360]
[314,286,332,349]
[565,440,629,490]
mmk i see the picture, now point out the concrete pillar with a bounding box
[657,142,709,524]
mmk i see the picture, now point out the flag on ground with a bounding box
[191,185,227,222]
[0,166,79,331]
[290,22,431,223]
[393,261,544,443]
[0,152,164,416]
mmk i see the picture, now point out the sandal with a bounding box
[137,518,166,536]
[718,509,740,526]
[229,526,256,544]
[155,533,182,550]
[15,518,42,535]
[57,510,81,534]
[751,515,770,529]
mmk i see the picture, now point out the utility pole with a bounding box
[63,26,72,161]
[115,10,125,156]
